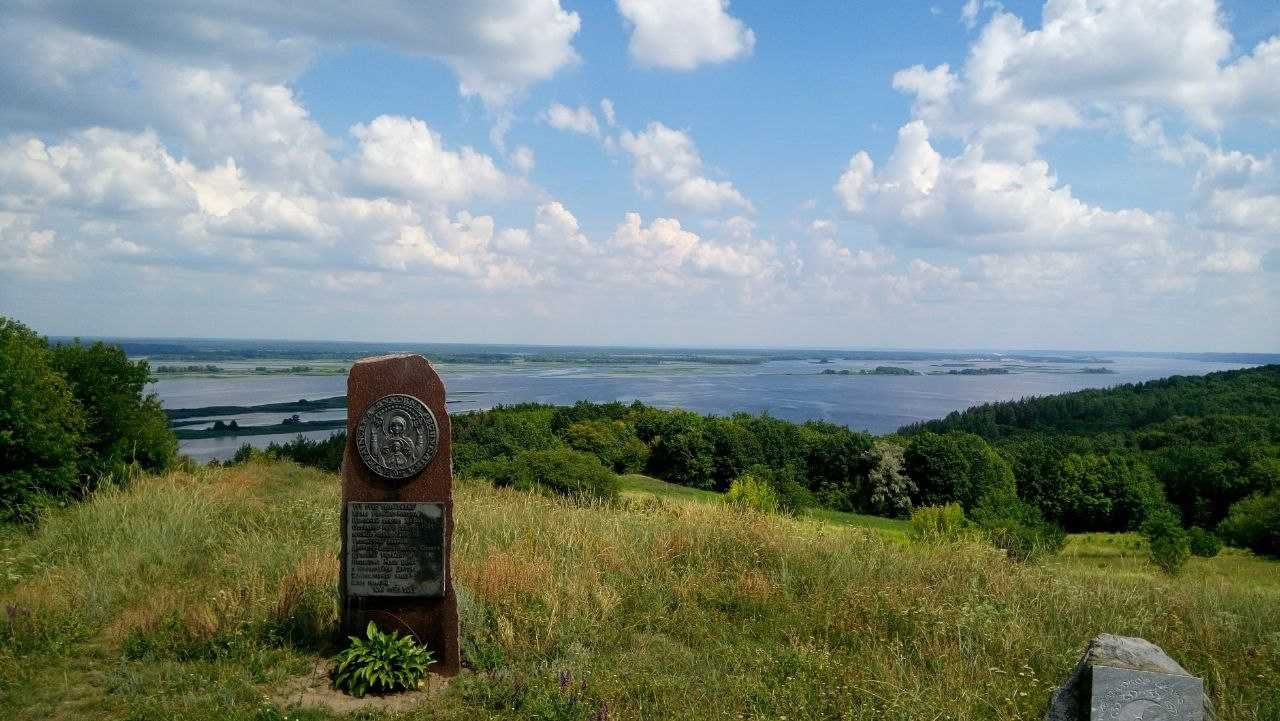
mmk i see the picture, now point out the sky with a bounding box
[0,0,1277,352]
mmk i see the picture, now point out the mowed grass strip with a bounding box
[0,460,1276,720]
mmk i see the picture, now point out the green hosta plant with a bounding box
[333,622,434,697]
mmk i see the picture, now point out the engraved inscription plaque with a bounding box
[1090,666,1204,721]
[346,502,445,597]
[356,394,440,480]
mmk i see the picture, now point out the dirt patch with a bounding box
[270,660,456,714]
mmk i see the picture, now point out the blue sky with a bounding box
[0,0,1277,351]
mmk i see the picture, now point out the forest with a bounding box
[900,365,1280,546]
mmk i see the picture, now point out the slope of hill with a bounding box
[900,364,1280,438]
[1,461,1276,720]
[899,365,1280,533]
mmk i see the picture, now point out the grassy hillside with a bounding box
[2,461,1278,720]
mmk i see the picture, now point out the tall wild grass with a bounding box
[1,460,1277,720]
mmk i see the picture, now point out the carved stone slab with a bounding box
[345,502,445,597]
[339,353,460,676]
[1090,666,1204,721]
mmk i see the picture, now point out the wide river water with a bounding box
[150,355,1256,462]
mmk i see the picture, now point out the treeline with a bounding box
[1,318,177,520]
[253,400,1060,549]
[901,365,1280,555]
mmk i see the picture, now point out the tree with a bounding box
[49,339,177,478]
[904,432,1017,511]
[862,440,916,518]
[800,422,875,510]
[0,317,85,519]
[641,410,715,489]
[563,419,648,474]
[1218,490,1280,558]
[1049,452,1165,532]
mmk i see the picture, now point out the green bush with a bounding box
[1186,526,1222,558]
[333,622,433,697]
[1141,508,1191,574]
[970,495,1066,562]
[486,447,620,501]
[1218,490,1280,558]
[908,503,969,542]
[0,317,86,520]
[723,474,782,514]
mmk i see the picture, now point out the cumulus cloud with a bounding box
[348,116,519,206]
[545,103,602,137]
[835,121,1165,251]
[608,212,775,284]
[619,122,752,213]
[509,146,536,175]
[0,1,581,115]
[617,0,755,70]
[896,0,1280,154]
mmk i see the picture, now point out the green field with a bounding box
[1,461,1277,720]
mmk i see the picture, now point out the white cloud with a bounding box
[617,0,755,70]
[608,212,774,284]
[896,0,1280,156]
[0,1,581,115]
[835,121,1165,251]
[600,99,617,127]
[545,103,601,137]
[0,213,67,279]
[349,115,519,206]
[1200,248,1260,274]
[0,129,199,216]
[509,146,536,174]
[534,201,592,254]
[619,122,752,213]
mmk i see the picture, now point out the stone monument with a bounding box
[1045,634,1210,721]
[339,353,460,676]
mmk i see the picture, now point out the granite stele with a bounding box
[1046,634,1209,721]
[339,354,460,676]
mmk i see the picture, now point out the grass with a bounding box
[2,460,1278,720]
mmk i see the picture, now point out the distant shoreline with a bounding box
[174,418,347,439]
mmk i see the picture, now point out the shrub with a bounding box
[262,432,346,471]
[908,503,969,542]
[1186,526,1222,558]
[1218,490,1280,558]
[970,494,1066,562]
[1141,508,1191,574]
[488,448,620,501]
[731,464,812,513]
[0,317,85,520]
[723,474,782,514]
[333,622,433,697]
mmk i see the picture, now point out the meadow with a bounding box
[1,460,1277,720]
